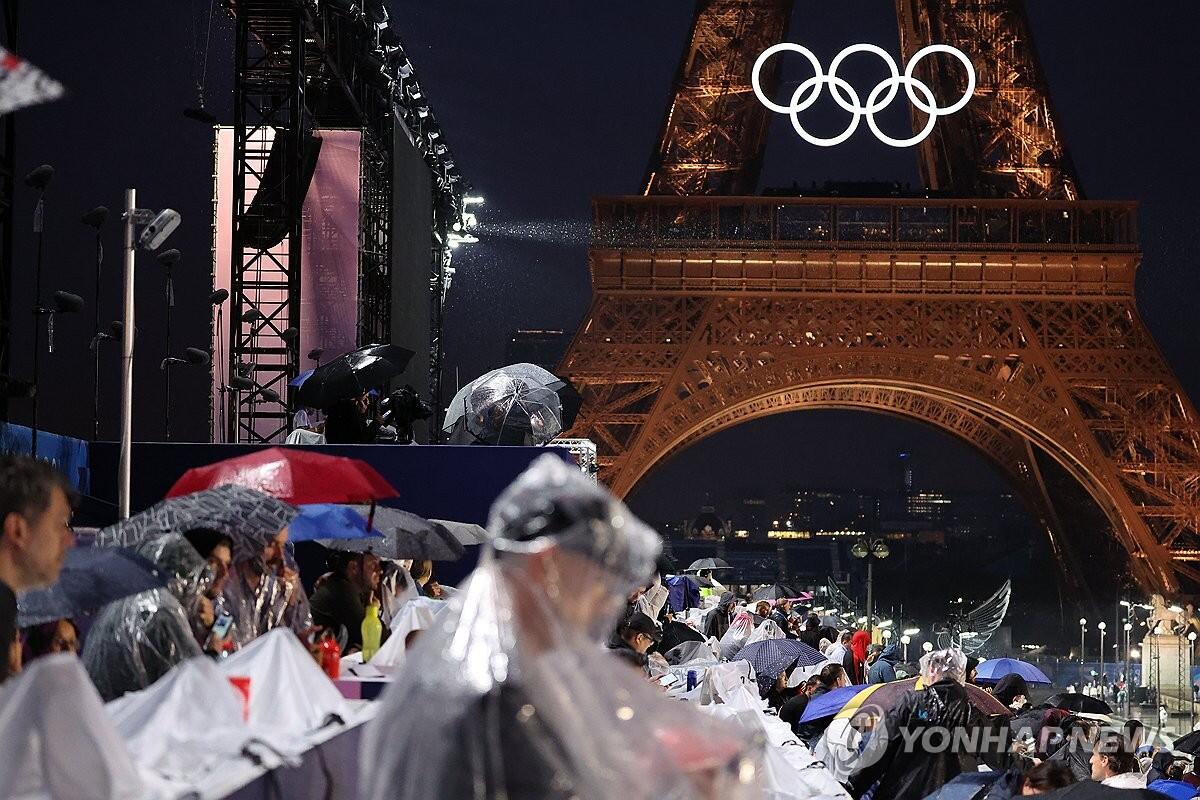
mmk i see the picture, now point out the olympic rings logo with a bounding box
[751,43,976,148]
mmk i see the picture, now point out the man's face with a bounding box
[261,528,288,567]
[208,543,233,597]
[1089,750,1107,781]
[49,619,78,654]
[361,553,381,592]
[3,486,74,590]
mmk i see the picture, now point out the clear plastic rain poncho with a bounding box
[81,534,209,701]
[360,455,761,800]
[718,609,756,661]
[222,534,311,647]
[746,618,787,645]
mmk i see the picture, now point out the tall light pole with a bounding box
[1124,621,1133,717]
[1153,623,1163,710]
[1079,618,1088,683]
[851,538,890,634]
[1189,631,1197,730]
[118,195,180,518]
[1098,621,1107,696]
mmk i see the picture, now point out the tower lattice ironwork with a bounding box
[560,0,1200,595]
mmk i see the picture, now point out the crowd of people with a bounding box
[6,449,1200,798]
[0,454,449,701]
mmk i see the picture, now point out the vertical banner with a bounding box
[211,127,234,442]
[211,128,362,441]
[299,129,362,392]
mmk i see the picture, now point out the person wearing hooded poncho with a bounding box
[81,534,208,701]
[221,527,310,647]
[702,591,737,640]
[359,455,761,800]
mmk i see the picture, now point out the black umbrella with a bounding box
[295,343,414,409]
[1043,692,1113,714]
[17,546,167,627]
[657,619,706,655]
[685,557,733,572]
[751,583,798,601]
[320,506,465,561]
[1173,728,1200,755]
[656,552,680,577]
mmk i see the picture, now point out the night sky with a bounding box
[7,3,1200,529]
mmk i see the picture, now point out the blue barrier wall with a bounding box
[0,422,90,494]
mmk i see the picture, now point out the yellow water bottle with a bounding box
[361,592,383,663]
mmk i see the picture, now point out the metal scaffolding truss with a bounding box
[227,0,307,443]
[358,127,391,345]
[222,0,465,442]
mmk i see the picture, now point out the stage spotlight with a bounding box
[209,288,229,305]
[280,327,299,342]
[137,208,181,251]
[242,307,264,323]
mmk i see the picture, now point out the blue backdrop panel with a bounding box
[0,423,91,494]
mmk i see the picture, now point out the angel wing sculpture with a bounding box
[933,579,1011,655]
[825,576,857,621]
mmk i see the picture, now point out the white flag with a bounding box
[0,46,64,115]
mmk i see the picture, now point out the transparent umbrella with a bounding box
[443,363,564,445]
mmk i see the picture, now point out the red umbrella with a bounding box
[166,447,398,505]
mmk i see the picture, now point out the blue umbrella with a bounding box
[798,683,870,723]
[732,638,826,695]
[975,657,1051,686]
[17,546,167,627]
[288,504,384,542]
[289,369,314,388]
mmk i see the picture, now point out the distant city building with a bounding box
[897,450,914,492]
[906,490,952,522]
[505,329,568,372]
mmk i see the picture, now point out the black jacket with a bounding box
[848,679,1006,799]
[795,684,834,744]
[0,581,15,681]
[702,592,737,640]
[779,692,810,735]
[309,575,366,649]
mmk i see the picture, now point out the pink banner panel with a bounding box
[299,129,362,385]
[211,128,362,441]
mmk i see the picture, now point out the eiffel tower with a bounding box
[559,0,1200,595]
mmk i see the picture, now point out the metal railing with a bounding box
[593,196,1138,252]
